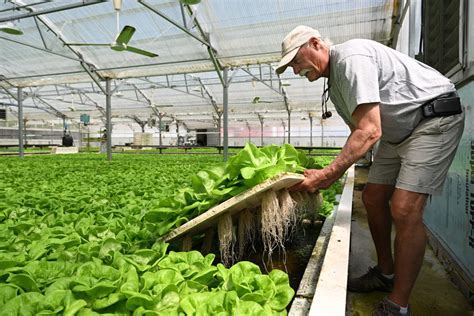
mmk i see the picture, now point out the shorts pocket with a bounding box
[413,117,442,136]
[439,112,464,133]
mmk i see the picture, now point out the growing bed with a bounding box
[0,146,351,315]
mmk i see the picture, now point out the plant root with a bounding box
[237,208,257,259]
[181,235,193,251]
[218,213,235,267]
[278,189,297,240]
[261,189,285,269]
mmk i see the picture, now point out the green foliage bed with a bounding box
[0,145,339,315]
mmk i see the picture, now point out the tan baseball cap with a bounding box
[275,25,322,75]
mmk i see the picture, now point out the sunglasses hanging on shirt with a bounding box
[321,78,332,119]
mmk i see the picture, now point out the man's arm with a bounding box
[291,102,381,192]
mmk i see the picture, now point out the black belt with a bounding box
[422,92,462,118]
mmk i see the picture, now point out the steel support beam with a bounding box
[0,102,21,107]
[276,73,294,141]
[223,68,229,161]
[217,114,222,147]
[281,119,286,144]
[183,4,224,86]
[138,0,215,50]
[158,112,164,148]
[287,111,291,144]
[0,1,106,23]
[11,102,60,117]
[0,83,19,101]
[0,1,50,14]
[282,87,291,143]
[78,122,82,149]
[140,77,209,102]
[17,87,24,158]
[179,3,188,29]
[242,68,284,97]
[258,113,264,146]
[208,47,224,86]
[58,85,106,116]
[106,78,112,161]
[0,36,81,62]
[191,76,221,115]
[390,0,410,48]
[321,118,325,147]
[127,83,160,117]
[246,121,251,143]
[10,0,107,94]
[33,97,67,119]
[34,16,48,50]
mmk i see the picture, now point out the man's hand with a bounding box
[291,103,381,193]
[290,168,334,192]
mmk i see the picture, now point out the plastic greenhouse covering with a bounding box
[0,0,398,130]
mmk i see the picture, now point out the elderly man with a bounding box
[277,25,464,316]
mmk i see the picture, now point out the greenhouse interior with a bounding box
[0,0,473,315]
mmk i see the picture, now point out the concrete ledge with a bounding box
[289,197,339,316]
[288,166,354,316]
[51,146,79,154]
[309,165,354,315]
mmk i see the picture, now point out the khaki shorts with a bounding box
[368,110,465,195]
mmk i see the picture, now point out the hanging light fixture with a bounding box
[0,21,23,35]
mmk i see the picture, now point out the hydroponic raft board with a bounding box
[162,172,305,242]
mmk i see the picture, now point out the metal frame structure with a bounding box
[0,0,401,158]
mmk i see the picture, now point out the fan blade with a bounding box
[67,43,109,46]
[125,45,158,57]
[115,25,135,45]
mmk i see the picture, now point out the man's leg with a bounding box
[348,182,396,293]
[388,188,428,307]
[361,183,396,275]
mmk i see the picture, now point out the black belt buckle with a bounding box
[422,93,462,118]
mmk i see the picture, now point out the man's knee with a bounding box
[390,190,427,225]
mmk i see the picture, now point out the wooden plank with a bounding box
[309,165,354,316]
[162,172,304,242]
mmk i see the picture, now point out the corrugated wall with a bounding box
[424,81,474,282]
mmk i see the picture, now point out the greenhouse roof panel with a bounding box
[1,0,395,86]
[0,0,397,126]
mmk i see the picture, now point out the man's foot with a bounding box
[372,297,411,316]
[348,266,394,292]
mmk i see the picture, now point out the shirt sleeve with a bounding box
[335,55,381,116]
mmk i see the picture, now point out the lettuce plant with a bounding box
[0,148,340,314]
[145,143,336,235]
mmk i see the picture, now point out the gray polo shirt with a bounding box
[328,39,455,143]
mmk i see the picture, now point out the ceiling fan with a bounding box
[252,96,274,104]
[250,80,274,104]
[66,0,158,57]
